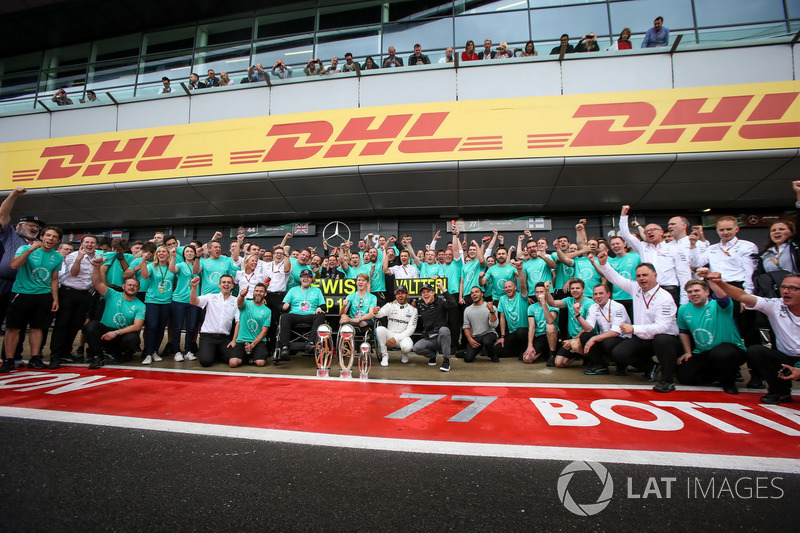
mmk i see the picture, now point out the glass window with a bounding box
[1,52,43,75]
[139,53,193,84]
[87,59,139,90]
[193,44,252,74]
[608,0,694,34]
[316,29,381,60]
[0,73,39,100]
[530,3,608,41]
[94,34,142,62]
[42,43,91,69]
[695,0,785,27]
[697,23,790,43]
[319,2,383,30]
[198,19,254,47]
[529,0,603,6]
[461,0,528,15]
[789,0,800,18]
[388,0,453,22]
[256,9,316,39]
[384,18,455,51]
[40,66,87,93]
[143,26,196,55]
[455,11,530,45]
[253,36,316,66]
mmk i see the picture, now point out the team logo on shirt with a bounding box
[579,267,594,280]
[31,267,50,282]
[246,318,260,335]
[209,272,221,283]
[113,312,127,328]
[159,279,173,292]
[693,328,713,347]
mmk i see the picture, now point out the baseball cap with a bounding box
[19,215,45,226]
[420,283,435,292]
[299,269,314,278]
[394,285,408,293]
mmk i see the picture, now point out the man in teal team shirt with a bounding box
[197,240,238,295]
[228,283,271,368]
[545,278,595,368]
[676,277,746,395]
[279,269,326,358]
[82,256,146,369]
[1,226,63,371]
[480,245,518,302]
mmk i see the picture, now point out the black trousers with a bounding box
[581,333,624,367]
[676,343,746,387]
[747,344,796,396]
[83,320,140,359]
[198,333,233,367]
[50,287,93,358]
[265,292,285,351]
[497,328,528,358]
[612,334,682,382]
[464,331,498,362]
[279,313,326,347]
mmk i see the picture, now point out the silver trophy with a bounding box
[338,324,355,379]
[358,342,372,380]
[315,324,333,378]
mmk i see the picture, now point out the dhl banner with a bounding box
[2,81,799,190]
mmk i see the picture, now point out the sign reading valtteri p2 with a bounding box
[3,81,799,189]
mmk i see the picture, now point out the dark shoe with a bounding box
[642,363,661,382]
[76,346,84,357]
[653,380,675,393]
[428,355,437,366]
[440,358,450,372]
[60,354,75,363]
[614,366,628,376]
[546,355,556,368]
[746,378,765,389]
[760,393,793,405]
[722,383,739,395]
[305,342,315,355]
[280,346,291,359]
[48,357,61,369]
[491,355,500,363]
[584,366,609,376]
[735,370,744,383]
[0,359,14,373]
[88,356,104,369]
[27,356,47,369]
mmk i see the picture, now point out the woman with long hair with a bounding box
[462,40,479,61]
[520,40,538,57]
[169,244,199,361]
[140,245,175,364]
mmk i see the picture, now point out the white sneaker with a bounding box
[174,352,184,362]
[381,354,389,367]
[185,351,197,361]
[152,353,163,362]
[401,352,409,364]
[142,355,152,365]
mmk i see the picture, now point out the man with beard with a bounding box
[479,245,517,302]
[413,280,457,372]
[545,278,595,368]
[228,283,271,368]
[196,240,238,296]
[462,286,499,363]
[279,269,326,358]
[373,285,418,364]
[495,270,529,360]
[1,226,63,370]
[522,282,559,364]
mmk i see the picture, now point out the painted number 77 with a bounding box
[384,393,497,422]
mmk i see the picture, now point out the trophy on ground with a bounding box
[358,342,371,379]
[315,324,333,378]
[338,324,355,379]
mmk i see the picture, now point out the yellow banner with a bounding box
[3,81,800,190]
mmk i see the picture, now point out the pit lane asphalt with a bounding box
[2,417,797,532]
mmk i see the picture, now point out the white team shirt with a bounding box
[689,238,758,294]
[264,260,290,292]
[584,300,632,338]
[746,297,800,356]
[389,263,420,280]
[195,293,239,334]
[375,301,418,341]
[60,250,101,290]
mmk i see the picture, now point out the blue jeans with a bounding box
[145,302,171,355]
[171,301,200,353]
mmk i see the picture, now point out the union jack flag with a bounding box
[294,223,309,234]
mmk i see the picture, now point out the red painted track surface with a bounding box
[1,367,798,463]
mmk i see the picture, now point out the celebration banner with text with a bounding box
[3,81,799,190]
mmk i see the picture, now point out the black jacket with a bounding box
[416,291,456,337]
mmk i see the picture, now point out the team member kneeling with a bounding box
[228,283,271,367]
[373,285,418,364]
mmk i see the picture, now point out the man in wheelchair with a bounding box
[279,268,326,358]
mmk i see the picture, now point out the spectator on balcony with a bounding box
[158,77,174,94]
[520,40,538,57]
[576,33,600,52]
[342,53,358,72]
[304,58,324,76]
[271,59,293,79]
[187,73,206,90]
[218,72,234,86]
[478,39,496,60]
[438,47,455,63]
[642,16,669,48]
[550,34,575,55]
[80,90,98,103]
[495,42,513,59]
[205,69,220,87]
[609,28,633,50]
[362,56,379,70]
[408,44,430,66]
[322,56,341,75]
[462,40,479,61]
[247,63,267,82]
[383,46,403,68]
[51,89,73,106]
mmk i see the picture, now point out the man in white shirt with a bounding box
[383,247,419,280]
[596,251,682,393]
[577,283,631,376]
[373,286,418,364]
[619,205,692,305]
[264,245,291,356]
[190,274,238,367]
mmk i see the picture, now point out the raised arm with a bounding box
[91,255,109,296]
[618,205,645,255]
[0,186,26,229]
